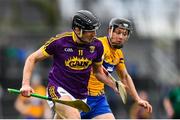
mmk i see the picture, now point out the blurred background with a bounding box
[0,0,180,118]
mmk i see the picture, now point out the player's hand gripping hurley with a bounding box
[103,68,127,104]
[8,88,90,112]
[109,73,127,104]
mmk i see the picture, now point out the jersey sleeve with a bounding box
[40,36,58,56]
[116,50,126,71]
[93,41,104,65]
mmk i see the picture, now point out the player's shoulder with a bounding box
[97,36,108,44]
[54,31,73,40]
[98,36,107,41]
[93,37,104,45]
[96,36,109,47]
[46,31,73,45]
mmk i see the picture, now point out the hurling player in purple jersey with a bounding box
[19,10,119,119]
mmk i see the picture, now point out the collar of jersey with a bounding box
[72,31,78,43]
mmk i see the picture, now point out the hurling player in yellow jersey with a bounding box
[81,18,152,119]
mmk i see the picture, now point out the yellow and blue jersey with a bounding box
[88,36,126,96]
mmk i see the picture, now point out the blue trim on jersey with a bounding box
[103,61,115,73]
[81,95,112,119]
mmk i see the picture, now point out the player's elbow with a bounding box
[26,53,38,63]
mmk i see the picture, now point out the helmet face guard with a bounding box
[109,18,133,49]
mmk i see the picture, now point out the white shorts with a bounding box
[47,86,87,108]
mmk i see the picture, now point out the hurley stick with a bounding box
[8,88,90,112]
[103,67,127,104]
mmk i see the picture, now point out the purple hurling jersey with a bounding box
[41,32,104,99]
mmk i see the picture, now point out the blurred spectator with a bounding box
[129,90,152,119]
[14,74,52,119]
[163,83,180,119]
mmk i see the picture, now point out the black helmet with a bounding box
[109,18,133,49]
[72,10,100,31]
[109,18,133,33]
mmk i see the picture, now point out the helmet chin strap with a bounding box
[109,26,113,39]
[73,29,87,44]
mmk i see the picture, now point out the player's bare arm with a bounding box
[116,64,152,113]
[92,63,118,94]
[163,98,174,118]
[116,66,140,100]
[20,48,50,97]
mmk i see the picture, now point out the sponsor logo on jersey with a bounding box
[89,46,95,53]
[65,56,92,70]
[64,48,73,52]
